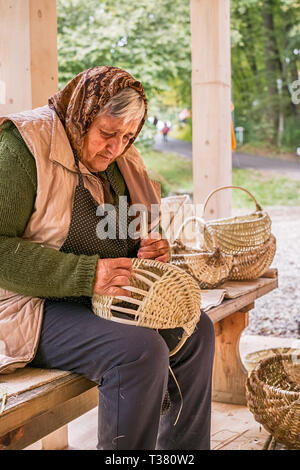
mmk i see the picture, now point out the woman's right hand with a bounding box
[93,258,133,297]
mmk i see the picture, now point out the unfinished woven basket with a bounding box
[203,186,272,255]
[92,258,202,356]
[246,353,300,449]
[229,234,276,281]
[170,216,233,289]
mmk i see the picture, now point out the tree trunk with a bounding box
[261,0,280,144]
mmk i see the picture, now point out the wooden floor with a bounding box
[24,402,270,451]
[25,334,298,451]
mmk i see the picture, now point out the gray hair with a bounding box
[97,87,145,123]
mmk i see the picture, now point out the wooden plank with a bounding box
[261,268,278,278]
[190,0,232,219]
[208,277,278,324]
[0,374,96,436]
[211,402,269,450]
[41,425,68,451]
[212,311,249,405]
[0,387,98,450]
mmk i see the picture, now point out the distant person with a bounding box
[153,115,158,127]
[161,122,170,142]
[179,108,190,125]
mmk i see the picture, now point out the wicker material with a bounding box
[92,258,202,356]
[160,194,200,246]
[203,186,272,255]
[169,216,233,289]
[244,347,300,373]
[246,353,300,449]
[229,234,276,281]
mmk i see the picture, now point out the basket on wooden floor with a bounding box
[170,216,233,289]
[203,185,272,255]
[92,258,202,356]
[229,233,276,281]
[246,353,300,449]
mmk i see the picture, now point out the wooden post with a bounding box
[212,310,250,405]
[190,0,232,219]
[0,0,58,114]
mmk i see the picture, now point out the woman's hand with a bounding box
[93,258,133,297]
[137,233,170,263]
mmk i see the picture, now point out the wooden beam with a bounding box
[0,374,97,437]
[208,277,278,324]
[29,0,58,109]
[190,0,232,219]
[0,0,58,114]
[0,387,98,450]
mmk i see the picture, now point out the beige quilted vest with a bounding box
[0,106,161,374]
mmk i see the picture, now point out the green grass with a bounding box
[142,149,300,207]
[231,169,300,208]
[142,149,194,197]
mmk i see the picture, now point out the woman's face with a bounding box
[81,113,140,172]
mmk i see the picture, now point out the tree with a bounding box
[57,0,300,150]
[230,0,300,148]
[57,0,191,101]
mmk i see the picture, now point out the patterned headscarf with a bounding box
[48,66,147,159]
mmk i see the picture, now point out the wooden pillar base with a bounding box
[212,309,250,405]
[41,425,68,450]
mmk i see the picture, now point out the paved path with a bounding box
[153,136,300,177]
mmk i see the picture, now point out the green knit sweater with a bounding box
[0,121,144,299]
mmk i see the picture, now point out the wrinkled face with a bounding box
[81,113,140,172]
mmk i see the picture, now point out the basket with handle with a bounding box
[170,216,233,289]
[228,233,276,280]
[202,185,272,255]
[246,353,300,449]
[92,257,202,357]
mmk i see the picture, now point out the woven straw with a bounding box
[92,258,201,356]
[244,347,300,373]
[246,353,300,449]
[203,186,272,255]
[229,234,276,281]
[170,216,233,289]
[160,194,198,245]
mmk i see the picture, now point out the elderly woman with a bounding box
[0,66,214,450]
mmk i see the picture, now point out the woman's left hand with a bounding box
[137,233,170,263]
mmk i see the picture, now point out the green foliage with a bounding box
[141,149,193,197]
[57,0,191,98]
[57,0,191,145]
[171,118,192,143]
[231,169,300,207]
[141,149,300,207]
[230,0,300,150]
[57,0,300,151]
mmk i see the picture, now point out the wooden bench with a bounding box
[0,270,278,450]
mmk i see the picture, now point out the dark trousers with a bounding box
[29,300,215,450]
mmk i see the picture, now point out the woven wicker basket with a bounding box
[244,347,300,373]
[246,353,300,449]
[170,216,233,289]
[203,186,272,255]
[92,258,202,356]
[229,234,276,281]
